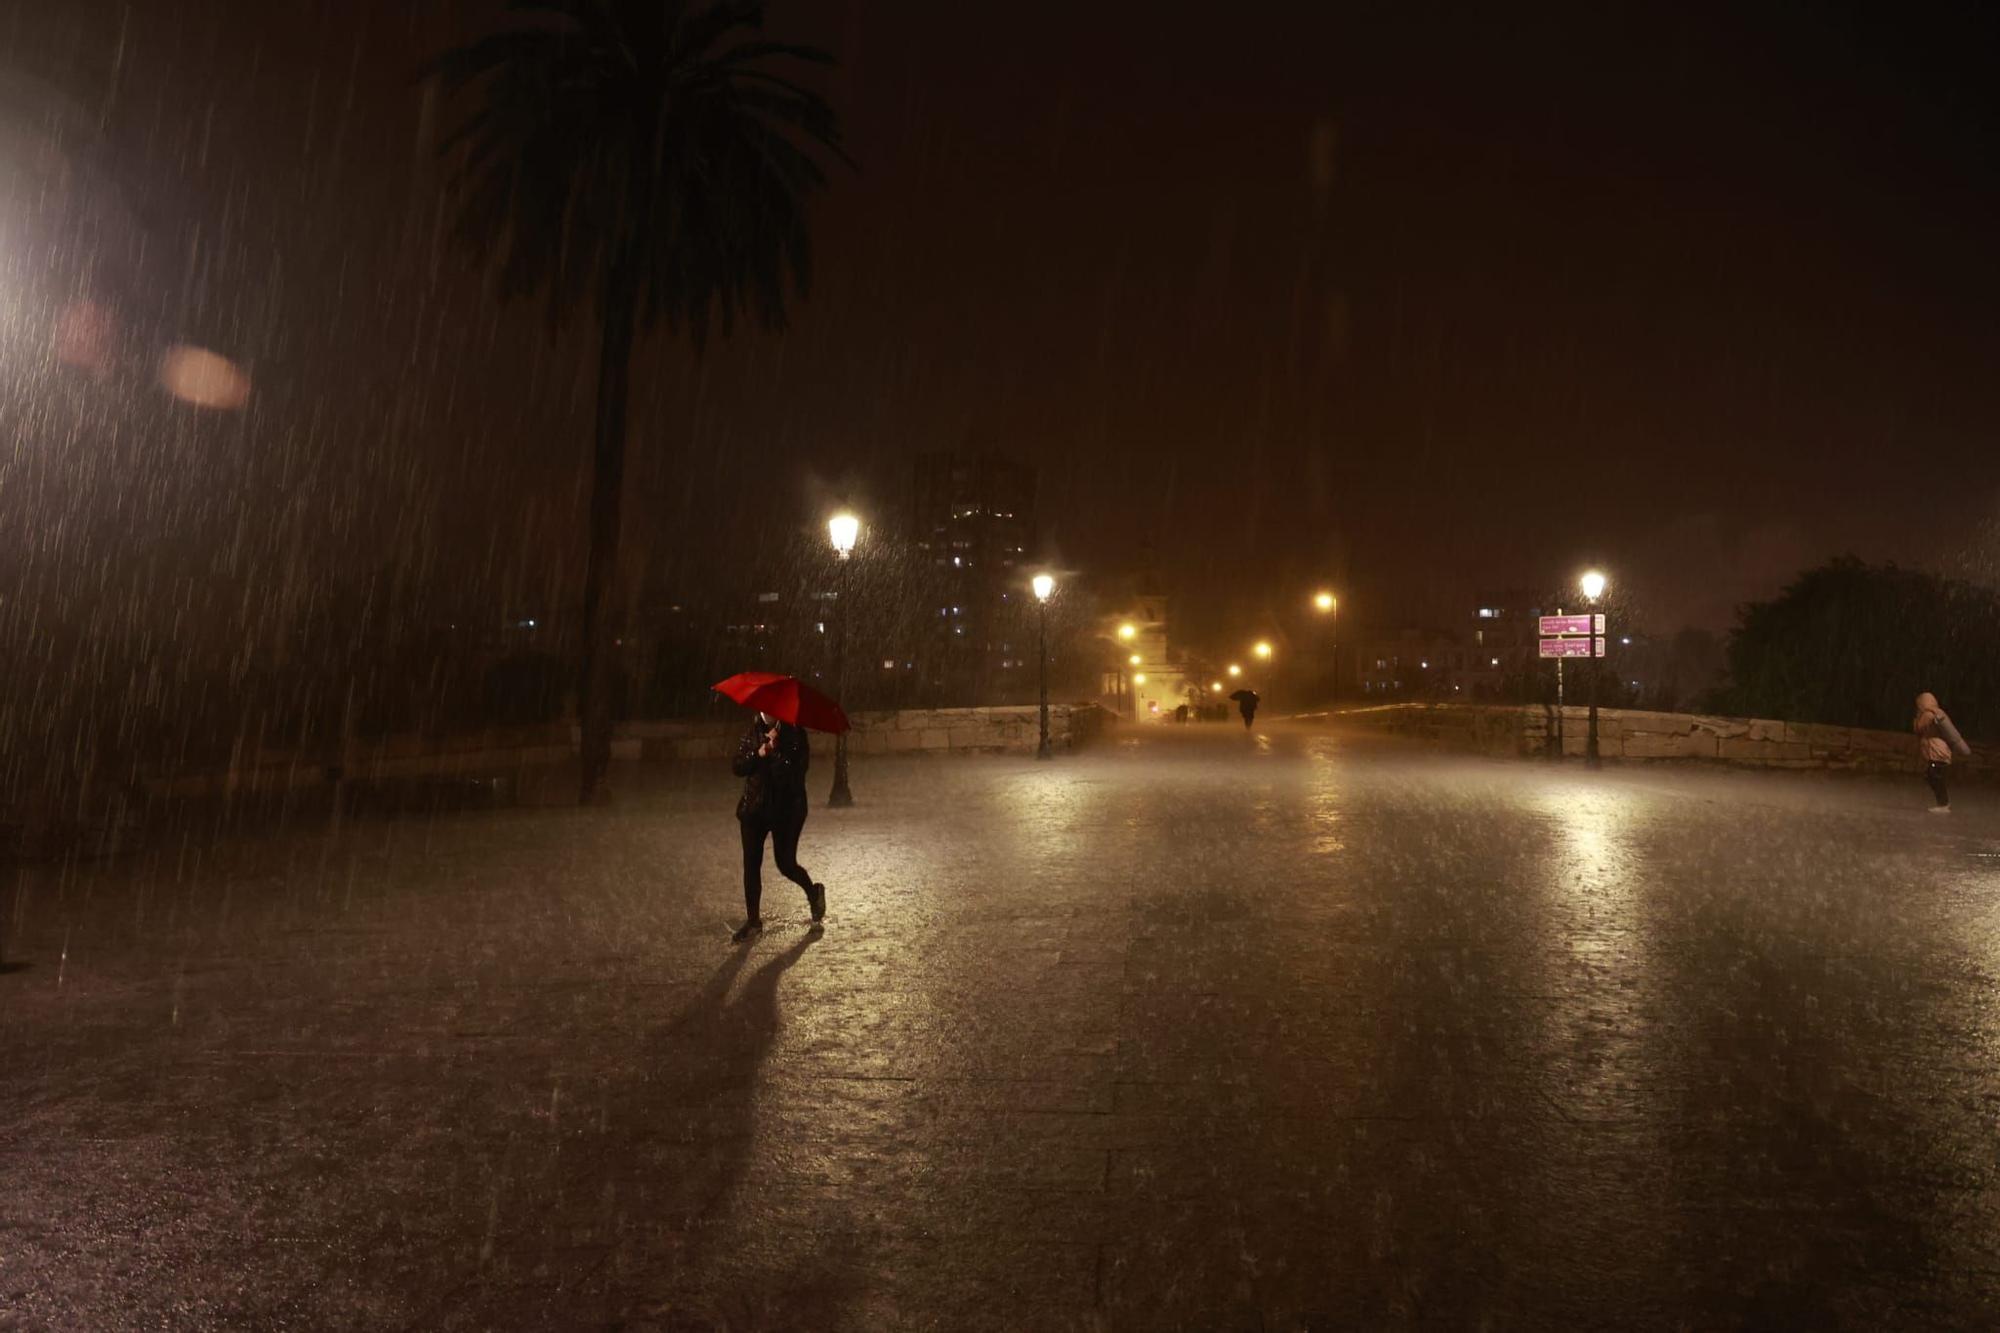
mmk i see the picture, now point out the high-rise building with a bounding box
[909,452,1037,703]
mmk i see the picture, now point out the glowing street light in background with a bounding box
[1032,573,1056,759]
[1312,591,1336,613]
[1578,568,1609,766]
[828,512,860,558]
[1117,623,1137,642]
[1128,653,1141,666]
[826,512,862,807]
[1253,641,1273,661]
[1227,664,1242,678]
[1132,673,1147,686]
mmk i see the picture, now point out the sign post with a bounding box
[1537,613,1608,759]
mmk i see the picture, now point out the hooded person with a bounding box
[730,710,826,939]
[1912,691,1971,813]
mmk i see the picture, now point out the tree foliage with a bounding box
[1710,558,1999,736]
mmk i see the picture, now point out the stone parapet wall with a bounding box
[1330,703,1987,776]
[140,704,1111,803]
[629,704,1107,761]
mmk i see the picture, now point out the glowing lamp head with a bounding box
[828,512,860,557]
[1128,654,1141,666]
[1313,591,1336,613]
[1132,673,1147,686]
[1031,572,1055,603]
[1253,641,1273,660]
[1227,664,1242,678]
[1210,681,1224,692]
[1580,569,1607,602]
[1117,623,1137,641]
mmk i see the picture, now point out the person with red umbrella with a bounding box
[714,674,843,941]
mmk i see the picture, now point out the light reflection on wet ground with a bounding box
[2,720,1998,1328]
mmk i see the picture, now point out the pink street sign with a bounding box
[1539,636,1606,658]
[1538,614,1605,636]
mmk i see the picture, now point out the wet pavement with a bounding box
[5,720,2000,1329]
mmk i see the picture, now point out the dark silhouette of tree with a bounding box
[1710,557,1999,735]
[430,1,847,799]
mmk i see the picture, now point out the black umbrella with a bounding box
[1229,689,1260,704]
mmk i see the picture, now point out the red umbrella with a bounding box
[711,672,851,734]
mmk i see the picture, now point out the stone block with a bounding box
[1618,710,1694,737]
[1848,728,1915,756]
[1785,722,1852,751]
[886,729,926,751]
[1621,732,1692,759]
[1718,738,1810,763]
[1745,718,1788,742]
[919,729,950,750]
[1690,715,1751,739]
[948,726,990,749]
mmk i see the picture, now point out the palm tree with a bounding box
[430,0,846,800]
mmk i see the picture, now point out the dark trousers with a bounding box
[1240,708,1256,730]
[1926,762,1950,808]
[740,805,813,920]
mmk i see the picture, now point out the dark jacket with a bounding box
[733,719,811,820]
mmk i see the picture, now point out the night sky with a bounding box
[5,0,1996,645]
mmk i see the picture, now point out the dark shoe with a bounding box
[732,919,764,943]
[807,882,827,922]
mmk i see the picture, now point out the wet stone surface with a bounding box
[4,721,2000,1329]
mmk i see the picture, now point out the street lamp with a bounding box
[1117,622,1137,642]
[1312,591,1339,702]
[826,512,860,807]
[1580,569,1608,766]
[1227,664,1242,678]
[1032,573,1056,760]
[1253,641,1273,661]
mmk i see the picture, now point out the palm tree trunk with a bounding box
[577,269,640,802]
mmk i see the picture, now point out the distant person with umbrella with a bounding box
[1230,688,1261,730]
[715,673,844,941]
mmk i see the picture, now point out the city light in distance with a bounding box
[1313,591,1336,613]
[1132,673,1147,686]
[1117,623,1137,641]
[1128,654,1141,666]
[1253,641,1273,660]
[1227,664,1242,678]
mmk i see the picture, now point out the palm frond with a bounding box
[431,0,846,346]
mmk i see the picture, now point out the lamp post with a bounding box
[1312,591,1338,702]
[1580,569,1607,767]
[1115,622,1137,717]
[1032,573,1056,758]
[827,512,860,806]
